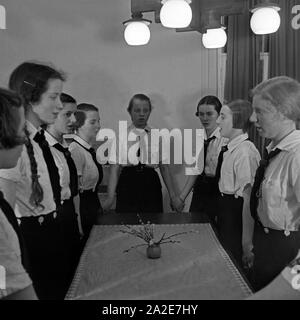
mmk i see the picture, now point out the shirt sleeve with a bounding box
[281,250,300,292]
[0,211,32,298]
[234,145,260,197]
[0,158,22,183]
[289,153,300,203]
[69,145,85,177]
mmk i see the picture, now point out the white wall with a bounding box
[0,0,223,211]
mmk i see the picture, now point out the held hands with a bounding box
[242,245,254,270]
[170,196,185,213]
[103,196,114,213]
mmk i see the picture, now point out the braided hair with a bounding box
[9,61,65,209]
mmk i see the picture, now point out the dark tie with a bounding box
[136,129,149,168]
[203,136,216,172]
[89,147,103,190]
[53,143,78,197]
[214,145,228,184]
[33,130,61,208]
[250,148,281,223]
[136,135,141,159]
[0,191,30,272]
[73,139,103,189]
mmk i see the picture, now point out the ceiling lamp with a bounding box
[123,13,152,46]
[160,0,192,28]
[250,2,281,34]
[0,5,6,29]
[202,27,227,49]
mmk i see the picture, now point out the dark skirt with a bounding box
[216,194,243,268]
[116,166,163,213]
[189,175,218,224]
[251,223,300,292]
[79,189,102,238]
[57,198,81,286]
[19,212,69,300]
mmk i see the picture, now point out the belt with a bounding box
[123,165,155,172]
[18,211,58,226]
[81,188,97,194]
[256,222,300,237]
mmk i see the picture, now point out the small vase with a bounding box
[146,243,161,259]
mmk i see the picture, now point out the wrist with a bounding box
[243,243,253,253]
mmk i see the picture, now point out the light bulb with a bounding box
[124,21,151,46]
[160,0,192,28]
[0,5,6,29]
[250,7,281,35]
[202,28,227,49]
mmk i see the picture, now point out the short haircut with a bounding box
[127,93,152,113]
[0,87,24,149]
[227,99,252,132]
[197,95,222,114]
[60,92,76,104]
[252,76,300,121]
[74,103,99,129]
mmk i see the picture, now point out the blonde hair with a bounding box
[252,76,300,121]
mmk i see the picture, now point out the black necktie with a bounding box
[89,147,103,189]
[136,129,149,168]
[214,145,228,184]
[203,136,216,173]
[0,191,30,272]
[33,130,61,208]
[73,139,103,189]
[250,148,281,223]
[53,143,78,197]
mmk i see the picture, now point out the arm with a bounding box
[179,175,198,202]
[2,285,38,300]
[242,184,255,269]
[73,194,83,237]
[103,164,120,212]
[158,164,184,212]
[0,178,17,209]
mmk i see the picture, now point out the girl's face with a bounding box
[52,102,77,134]
[197,104,219,132]
[0,107,26,169]
[31,78,63,125]
[217,105,234,138]
[250,95,283,140]
[129,98,151,129]
[80,110,100,140]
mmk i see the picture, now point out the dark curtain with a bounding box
[224,0,265,155]
[269,0,300,81]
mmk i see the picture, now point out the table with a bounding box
[66,213,252,300]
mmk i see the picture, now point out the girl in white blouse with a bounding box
[216,100,260,270]
[250,76,300,291]
[0,87,37,300]
[179,95,228,223]
[69,103,103,240]
[103,94,177,214]
[0,62,68,300]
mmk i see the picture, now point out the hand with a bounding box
[103,196,114,212]
[242,248,254,270]
[171,196,185,212]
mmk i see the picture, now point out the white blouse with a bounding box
[258,130,300,232]
[193,127,228,176]
[107,123,169,168]
[69,135,99,192]
[0,207,31,298]
[218,133,261,197]
[44,131,71,201]
[0,121,56,217]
